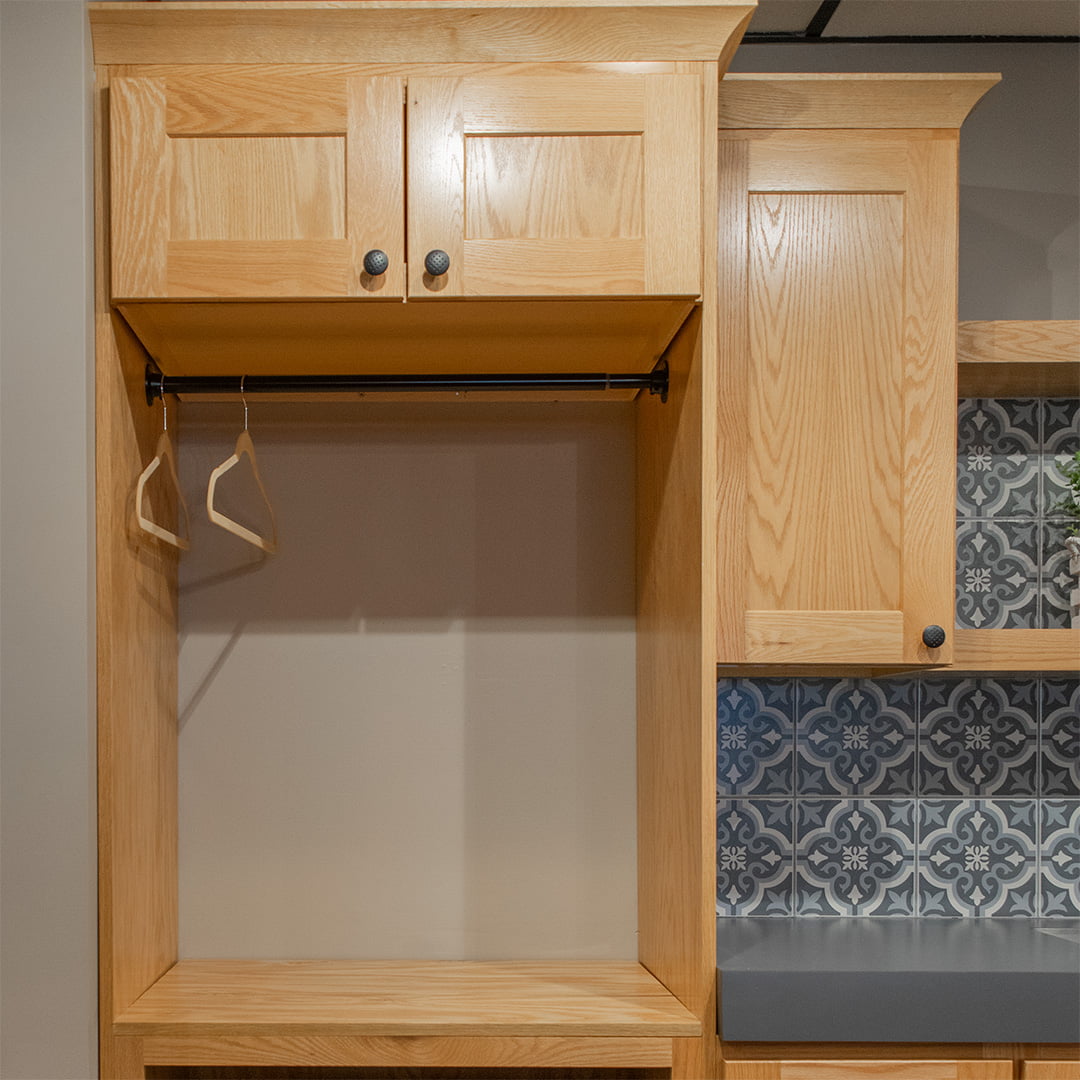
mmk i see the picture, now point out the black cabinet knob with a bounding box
[424,249,450,277]
[362,249,389,276]
[922,625,947,649]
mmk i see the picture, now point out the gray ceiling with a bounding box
[748,1,1080,39]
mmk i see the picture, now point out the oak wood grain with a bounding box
[1023,1064,1080,1079]
[114,960,701,1038]
[952,628,1080,672]
[718,73,1001,130]
[165,240,352,297]
[142,1033,673,1067]
[958,320,1079,397]
[723,1064,1013,1080]
[88,2,756,66]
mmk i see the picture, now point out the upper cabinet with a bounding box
[714,74,1000,669]
[110,68,702,303]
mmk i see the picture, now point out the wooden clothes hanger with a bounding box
[206,382,278,554]
[135,400,192,550]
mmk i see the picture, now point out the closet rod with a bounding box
[145,364,669,404]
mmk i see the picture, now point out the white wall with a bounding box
[0,2,96,1078]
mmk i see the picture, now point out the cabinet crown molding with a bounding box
[89,0,756,65]
[718,72,1001,129]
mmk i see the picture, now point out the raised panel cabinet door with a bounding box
[406,73,702,298]
[724,1062,1013,1079]
[110,71,405,299]
[715,129,958,667]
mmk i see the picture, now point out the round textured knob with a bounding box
[362,249,389,276]
[424,249,451,277]
[922,624,947,649]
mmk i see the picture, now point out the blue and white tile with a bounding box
[957,398,1040,518]
[919,678,1038,796]
[796,679,916,796]
[1042,397,1080,518]
[1042,522,1078,629]
[716,679,794,796]
[1042,679,1080,797]
[918,800,1038,916]
[955,519,1040,628]
[1040,800,1080,917]
[716,799,793,916]
[795,799,916,916]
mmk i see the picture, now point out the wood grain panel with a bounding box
[463,75,646,133]
[466,136,643,240]
[116,298,693,377]
[724,1064,1013,1080]
[142,1034,673,1067]
[900,136,957,664]
[644,73,701,295]
[165,240,351,297]
[1024,1064,1080,1079]
[636,310,715,1051]
[731,130,910,193]
[952,628,1080,672]
[168,136,345,241]
[347,76,405,297]
[958,320,1080,397]
[718,73,1001,130]
[714,137,750,664]
[407,77,465,296]
[95,66,177,1079]
[164,68,348,134]
[111,77,168,297]
[88,3,757,66]
[462,239,646,295]
[114,960,701,1038]
[745,611,905,664]
[745,192,904,613]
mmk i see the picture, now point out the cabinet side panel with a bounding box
[637,309,709,1019]
[745,192,904,613]
[900,136,958,663]
[96,68,178,1077]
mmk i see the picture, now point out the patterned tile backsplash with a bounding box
[717,676,1079,918]
[957,397,1079,628]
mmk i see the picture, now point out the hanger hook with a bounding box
[240,375,249,431]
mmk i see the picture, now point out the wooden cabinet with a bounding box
[714,74,998,668]
[111,67,702,303]
[723,1061,1013,1079]
[1023,1064,1080,1079]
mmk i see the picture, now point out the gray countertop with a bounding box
[717,918,1080,1044]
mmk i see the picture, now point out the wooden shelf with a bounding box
[952,628,1079,672]
[957,320,1079,397]
[114,959,701,1040]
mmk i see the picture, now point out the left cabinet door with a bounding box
[110,72,405,300]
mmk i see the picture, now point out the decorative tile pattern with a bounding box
[796,679,916,796]
[1042,521,1078,629]
[716,679,794,795]
[1040,800,1080,917]
[795,800,915,916]
[1042,398,1080,518]
[919,678,1038,796]
[955,518,1040,628]
[957,398,1040,518]
[1042,679,1080,797]
[919,800,1038,916]
[716,800,793,916]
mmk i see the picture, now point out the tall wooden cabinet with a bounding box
[91,2,752,1078]
[715,74,999,670]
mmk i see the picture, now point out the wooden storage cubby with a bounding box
[953,319,1080,673]
[92,2,755,1078]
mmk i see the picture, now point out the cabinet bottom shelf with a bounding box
[114,959,699,1069]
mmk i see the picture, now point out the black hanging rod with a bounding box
[145,362,668,404]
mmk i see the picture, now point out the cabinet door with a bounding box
[1023,1064,1080,1079]
[724,1062,1013,1079]
[406,73,701,298]
[716,130,958,666]
[110,72,404,299]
